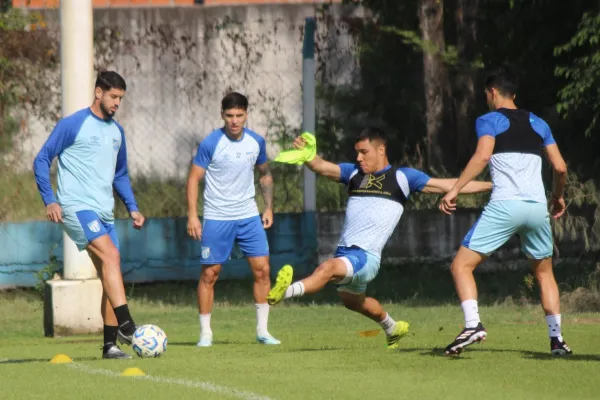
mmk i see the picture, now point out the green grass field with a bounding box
[1,285,600,400]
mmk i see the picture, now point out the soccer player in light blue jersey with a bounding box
[186,92,278,347]
[34,71,144,359]
[439,66,571,356]
[267,127,492,349]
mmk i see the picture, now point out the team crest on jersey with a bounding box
[87,220,101,233]
[201,247,211,259]
[246,151,257,164]
[113,138,120,151]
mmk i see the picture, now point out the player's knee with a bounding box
[253,266,269,283]
[200,267,220,285]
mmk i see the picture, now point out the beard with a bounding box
[99,102,115,119]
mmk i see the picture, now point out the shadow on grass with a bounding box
[410,347,600,361]
[0,356,97,364]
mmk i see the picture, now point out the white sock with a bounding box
[256,303,270,337]
[284,282,305,299]
[199,313,212,337]
[379,313,397,336]
[546,314,563,341]
[461,299,480,329]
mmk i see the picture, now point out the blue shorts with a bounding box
[334,246,380,295]
[200,216,269,264]
[462,200,553,259]
[62,210,119,252]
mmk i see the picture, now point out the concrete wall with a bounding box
[0,210,587,288]
[11,5,358,180]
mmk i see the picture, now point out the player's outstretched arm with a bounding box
[422,178,492,194]
[186,164,206,240]
[305,155,342,181]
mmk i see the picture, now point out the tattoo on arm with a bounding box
[258,164,274,210]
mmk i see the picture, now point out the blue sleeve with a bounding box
[33,118,78,206]
[475,112,509,138]
[338,163,357,185]
[113,125,138,213]
[193,133,219,169]
[399,167,431,193]
[256,136,268,165]
[530,114,556,146]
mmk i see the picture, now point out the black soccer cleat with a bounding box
[444,323,487,355]
[102,343,132,359]
[550,337,572,356]
[117,324,136,346]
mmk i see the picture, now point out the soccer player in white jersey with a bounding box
[267,127,492,349]
[34,71,144,359]
[439,66,571,356]
[186,92,279,347]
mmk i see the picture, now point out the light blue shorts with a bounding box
[62,210,119,251]
[200,216,269,265]
[462,200,553,259]
[334,246,380,295]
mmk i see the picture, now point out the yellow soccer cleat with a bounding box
[386,321,410,350]
[267,265,294,306]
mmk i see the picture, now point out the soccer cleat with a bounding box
[550,337,572,355]
[197,333,213,348]
[386,321,410,350]
[256,334,281,345]
[102,343,132,359]
[267,265,293,306]
[117,326,136,346]
[444,322,487,355]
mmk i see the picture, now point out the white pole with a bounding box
[60,0,97,280]
[302,17,317,212]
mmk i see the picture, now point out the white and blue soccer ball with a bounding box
[132,324,167,358]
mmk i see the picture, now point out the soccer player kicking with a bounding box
[187,92,279,347]
[439,66,572,356]
[267,128,492,349]
[34,71,143,359]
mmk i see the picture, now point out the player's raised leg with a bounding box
[197,264,222,347]
[444,245,487,355]
[338,292,409,350]
[267,258,348,306]
[87,235,137,346]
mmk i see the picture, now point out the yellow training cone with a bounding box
[358,329,381,337]
[50,354,73,364]
[121,367,145,377]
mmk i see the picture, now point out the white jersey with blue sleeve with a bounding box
[476,109,555,203]
[193,128,267,220]
[33,108,138,223]
[336,163,430,259]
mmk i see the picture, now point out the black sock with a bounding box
[103,325,118,348]
[113,304,135,334]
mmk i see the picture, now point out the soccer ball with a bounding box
[132,324,167,358]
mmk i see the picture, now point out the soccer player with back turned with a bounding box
[34,71,143,359]
[439,66,572,356]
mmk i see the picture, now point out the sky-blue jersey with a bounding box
[33,108,138,223]
[193,127,267,220]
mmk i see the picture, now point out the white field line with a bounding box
[66,363,273,400]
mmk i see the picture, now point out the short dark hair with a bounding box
[95,71,126,91]
[221,92,249,111]
[355,126,388,147]
[484,65,518,97]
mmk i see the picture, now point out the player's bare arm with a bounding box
[186,164,206,240]
[439,135,495,214]
[421,178,492,194]
[543,143,568,219]
[257,162,274,228]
